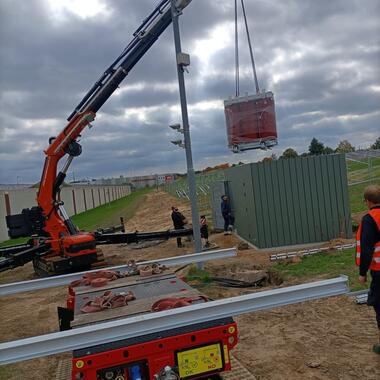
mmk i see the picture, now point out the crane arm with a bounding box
[36,0,192,241]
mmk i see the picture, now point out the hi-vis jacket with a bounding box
[356,208,380,271]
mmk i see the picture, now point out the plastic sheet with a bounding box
[224,91,278,153]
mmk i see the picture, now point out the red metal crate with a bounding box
[224,91,278,152]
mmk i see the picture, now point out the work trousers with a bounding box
[200,225,208,240]
[222,214,232,232]
[368,273,380,330]
[174,227,184,247]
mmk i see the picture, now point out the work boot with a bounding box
[373,344,380,355]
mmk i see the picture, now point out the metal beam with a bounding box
[0,248,236,297]
[0,275,349,365]
[270,243,355,261]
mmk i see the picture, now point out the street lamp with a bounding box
[170,0,203,264]
[169,123,184,133]
[170,138,185,149]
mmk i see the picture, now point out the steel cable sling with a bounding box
[234,0,260,96]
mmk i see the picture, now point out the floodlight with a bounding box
[171,139,185,149]
[169,123,184,134]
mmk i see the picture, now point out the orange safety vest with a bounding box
[356,208,380,271]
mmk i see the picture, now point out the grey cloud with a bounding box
[0,0,379,183]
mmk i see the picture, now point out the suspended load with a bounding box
[225,0,278,153]
[225,91,277,153]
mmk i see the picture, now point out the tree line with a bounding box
[278,136,380,160]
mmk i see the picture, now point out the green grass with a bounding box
[0,237,29,248]
[349,182,368,214]
[185,265,211,283]
[71,187,151,231]
[272,248,366,291]
[347,156,380,215]
[347,157,380,172]
[0,366,12,379]
[347,160,369,172]
[348,179,380,214]
[0,188,151,246]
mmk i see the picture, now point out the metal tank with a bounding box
[224,91,278,153]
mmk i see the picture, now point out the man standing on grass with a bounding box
[356,184,380,354]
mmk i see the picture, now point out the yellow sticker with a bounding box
[75,360,84,369]
[223,345,230,364]
[177,344,223,378]
[228,326,235,334]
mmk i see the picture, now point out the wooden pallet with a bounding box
[222,356,256,379]
[55,358,71,380]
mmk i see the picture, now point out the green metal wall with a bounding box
[225,154,352,248]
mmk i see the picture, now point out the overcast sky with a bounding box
[0,0,379,184]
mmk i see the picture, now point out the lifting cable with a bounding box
[234,0,260,96]
[234,0,240,97]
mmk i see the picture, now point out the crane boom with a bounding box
[4,0,194,275]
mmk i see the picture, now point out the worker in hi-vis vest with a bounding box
[356,184,380,355]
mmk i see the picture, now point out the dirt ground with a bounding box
[1,190,379,379]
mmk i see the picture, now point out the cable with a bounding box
[240,0,260,94]
[234,0,240,97]
[211,276,265,288]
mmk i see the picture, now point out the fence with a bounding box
[164,171,226,227]
[0,185,131,242]
[346,149,380,186]
[164,154,353,248]
[222,154,352,248]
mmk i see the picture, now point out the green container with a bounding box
[225,154,352,248]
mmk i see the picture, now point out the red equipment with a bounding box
[1,0,194,276]
[226,0,278,153]
[62,269,238,380]
[225,91,278,152]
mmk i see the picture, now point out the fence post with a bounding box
[72,189,77,215]
[83,189,87,211]
[4,192,11,216]
[91,188,95,208]
[98,188,101,205]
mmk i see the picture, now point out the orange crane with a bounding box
[1,0,193,276]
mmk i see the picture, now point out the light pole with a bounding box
[170,0,203,262]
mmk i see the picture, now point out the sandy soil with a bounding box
[0,190,379,379]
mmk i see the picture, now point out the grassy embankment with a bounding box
[0,188,151,247]
[347,156,380,214]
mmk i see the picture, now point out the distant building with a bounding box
[69,174,175,189]
[128,173,175,189]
